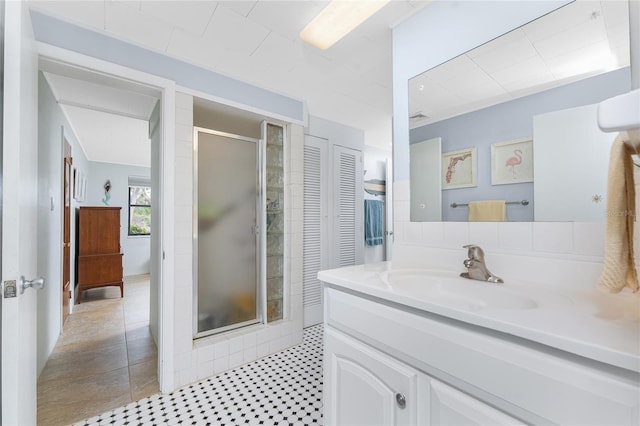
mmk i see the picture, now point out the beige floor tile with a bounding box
[125,321,153,342]
[124,274,150,285]
[69,300,123,319]
[39,342,128,384]
[55,318,126,351]
[124,307,150,325]
[72,297,122,315]
[77,286,124,305]
[37,275,157,426]
[129,358,160,401]
[127,335,158,366]
[37,366,131,426]
[124,296,148,306]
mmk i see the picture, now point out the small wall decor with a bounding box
[73,168,79,200]
[442,147,477,190]
[78,172,87,202]
[73,168,86,202]
[102,179,112,205]
[491,137,534,185]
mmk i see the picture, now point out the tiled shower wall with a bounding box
[392,179,624,288]
[172,92,303,389]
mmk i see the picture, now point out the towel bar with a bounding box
[451,200,529,208]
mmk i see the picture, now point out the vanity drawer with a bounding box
[324,287,640,426]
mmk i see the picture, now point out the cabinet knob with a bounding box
[395,393,406,409]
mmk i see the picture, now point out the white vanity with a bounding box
[319,263,640,425]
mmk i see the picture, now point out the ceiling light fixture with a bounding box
[300,0,390,50]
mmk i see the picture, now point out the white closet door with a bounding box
[333,145,364,268]
[303,136,328,327]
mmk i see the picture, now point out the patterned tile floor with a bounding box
[73,325,324,426]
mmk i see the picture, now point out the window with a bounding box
[129,184,151,236]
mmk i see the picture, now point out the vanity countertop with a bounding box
[318,261,640,372]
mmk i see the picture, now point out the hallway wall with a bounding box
[37,72,90,376]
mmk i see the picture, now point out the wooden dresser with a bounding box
[76,206,123,302]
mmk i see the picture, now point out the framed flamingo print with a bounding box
[491,137,534,185]
[442,147,477,190]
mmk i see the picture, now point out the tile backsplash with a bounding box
[392,180,620,289]
[394,180,608,258]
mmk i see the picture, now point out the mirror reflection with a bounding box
[408,0,631,222]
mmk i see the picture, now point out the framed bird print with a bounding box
[491,137,533,185]
[442,147,477,190]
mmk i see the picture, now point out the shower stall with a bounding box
[193,122,284,338]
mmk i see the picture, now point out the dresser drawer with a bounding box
[78,253,123,284]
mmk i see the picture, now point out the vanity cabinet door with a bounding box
[429,379,525,425]
[324,328,420,426]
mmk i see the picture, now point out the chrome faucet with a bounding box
[460,244,504,284]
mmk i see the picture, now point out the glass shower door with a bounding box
[194,128,262,337]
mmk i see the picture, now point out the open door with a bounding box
[2,0,40,424]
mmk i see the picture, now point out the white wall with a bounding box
[86,161,151,276]
[533,104,615,221]
[306,115,364,151]
[36,72,90,376]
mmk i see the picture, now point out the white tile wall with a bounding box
[393,179,613,289]
[497,222,533,251]
[171,92,304,390]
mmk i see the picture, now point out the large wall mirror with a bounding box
[408,0,631,222]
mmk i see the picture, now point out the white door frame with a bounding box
[385,158,393,261]
[36,42,176,393]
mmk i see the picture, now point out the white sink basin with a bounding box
[380,270,538,311]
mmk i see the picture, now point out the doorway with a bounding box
[35,61,164,424]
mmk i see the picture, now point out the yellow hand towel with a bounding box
[599,131,640,293]
[468,200,507,222]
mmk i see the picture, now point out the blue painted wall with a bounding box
[392,1,570,184]
[410,67,631,221]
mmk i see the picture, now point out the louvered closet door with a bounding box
[303,136,328,327]
[333,145,364,268]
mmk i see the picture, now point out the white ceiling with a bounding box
[409,0,630,128]
[31,0,633,159]
[30,0,433,152]
[43,72,158,167]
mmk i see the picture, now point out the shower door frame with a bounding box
[192,127,265,338]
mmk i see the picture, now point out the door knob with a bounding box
[20,276,45,294]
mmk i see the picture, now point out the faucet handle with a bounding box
[463,244,485,261]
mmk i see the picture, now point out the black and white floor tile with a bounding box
[73,325,324,426]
